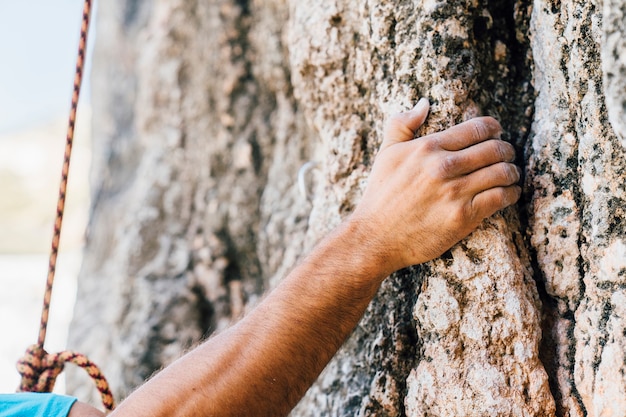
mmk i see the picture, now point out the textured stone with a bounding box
[69,0,626,415]
[290,1,552,415]
[527,0,626,415]
[603,0,626,145]
[69,0,312,402]
[405,216,552,416]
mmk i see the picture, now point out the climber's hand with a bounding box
[351,98,521,273]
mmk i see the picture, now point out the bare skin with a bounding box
[68,401,106,417]
[70,99,520,416]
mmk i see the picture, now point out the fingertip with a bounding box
[412,97,430,114]
[513,184,522,203]
[472,185,521,221]
[487,116,504,138]
[403,97,430,133]
[505,142,517,162]
[503,185,522,208]
[381,98,431,150]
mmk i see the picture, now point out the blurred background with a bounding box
[0,0,96,393]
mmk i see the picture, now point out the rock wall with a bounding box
[69,0,314,402]
[69,0,626,415]
[528,1,626,415]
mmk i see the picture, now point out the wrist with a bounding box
[322,215,397,285]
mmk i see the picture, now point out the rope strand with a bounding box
[17,0,116,411]
[38,0,91,349]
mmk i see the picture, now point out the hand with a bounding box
[352,98,521,272]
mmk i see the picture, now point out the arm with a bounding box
[109,98,520,417]
[111,220,394,417]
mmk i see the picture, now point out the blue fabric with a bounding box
[0,393,77,417]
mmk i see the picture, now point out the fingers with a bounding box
[452,161,520,224]
[437,139,516,178]
[470,185,522,220]
[380,98,430,151]
[460,162,521,196]
[432,116,503,151]
[380,104,518,209]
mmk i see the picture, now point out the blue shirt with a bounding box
[0,393,77,417]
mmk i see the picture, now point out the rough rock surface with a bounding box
[603,0,626,144]
[289,1,553,415]
[527,1,626,415]
[69,0,626,415]
[69,0,314,402]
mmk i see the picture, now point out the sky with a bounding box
[0,0,97,392]
[0,0,95,134]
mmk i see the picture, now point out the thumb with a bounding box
[380,98,430,152]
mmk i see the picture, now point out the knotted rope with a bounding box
[16,0,115,411]
[16,345,115,410]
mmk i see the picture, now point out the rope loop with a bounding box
[16,344,115,411]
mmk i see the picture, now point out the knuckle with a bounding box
[449,176,467,196]
[473,116,502,139]
[418,135,441,154]
[386,114,415,138]
[505,163,520,183]
[452,202,473,226]
[495,162,514,183]
[471,119,487,142]
[493,141,509,161]
[501,141,516,161]
[494,187,511,207]
[438,154,459,178]
[499,163,511,180]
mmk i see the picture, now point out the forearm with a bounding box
[108,101,521,416]
[111,218,389,417]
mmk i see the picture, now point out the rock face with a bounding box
[528,1,626,415]
[68,0,626,415]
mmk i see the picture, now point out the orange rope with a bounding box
[16,345,115,411]
[38,0,90,350]
[16,0,115,411]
